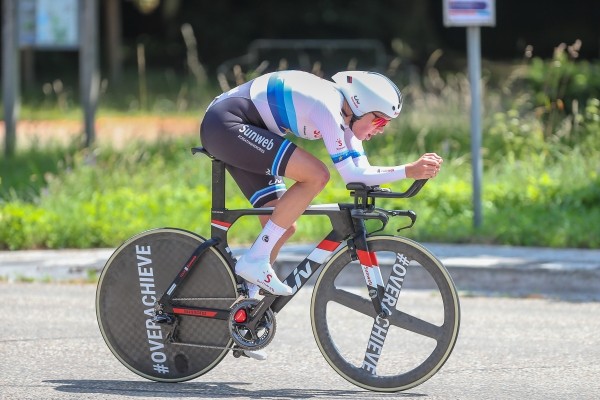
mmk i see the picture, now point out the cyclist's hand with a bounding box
[405,153,443,179]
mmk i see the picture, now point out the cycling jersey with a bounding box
[200,70,407,207]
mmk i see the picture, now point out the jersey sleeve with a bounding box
[343,127,370,168]
[312,106,408,186]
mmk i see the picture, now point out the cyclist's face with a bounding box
[353,112,391,141]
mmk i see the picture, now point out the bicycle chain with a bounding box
[170,340,235,351]
[172,297,237,302]
[165,295,252,352]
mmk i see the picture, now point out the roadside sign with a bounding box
[442,1,496,228]
[443,0,496,27]
[18,0,79,49]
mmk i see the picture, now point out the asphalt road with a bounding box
[1,283,599,400]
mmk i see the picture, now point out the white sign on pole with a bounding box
[18,0,79,49]
[443,0,496,27]
[442,0,496,228]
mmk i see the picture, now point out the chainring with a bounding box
[228,298,276,350]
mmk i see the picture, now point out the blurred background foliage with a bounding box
[0,0,599,249]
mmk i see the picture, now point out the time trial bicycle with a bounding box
[96,146,460,393]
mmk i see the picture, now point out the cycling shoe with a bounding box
[236,256,292,296]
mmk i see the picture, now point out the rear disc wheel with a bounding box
[96,228,238,382]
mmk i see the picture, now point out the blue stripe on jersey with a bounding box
[331,151,354,164]
[267,75,289,133]
[282,84,299,134]
[272,139,293,176]
[267,74,299,136]
[349,150,365,158]
[250,184,287,206]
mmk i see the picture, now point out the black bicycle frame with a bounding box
[155,147,425,322]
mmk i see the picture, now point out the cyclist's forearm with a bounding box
[336,161,407,185]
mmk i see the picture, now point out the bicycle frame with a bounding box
[154,148,426,324]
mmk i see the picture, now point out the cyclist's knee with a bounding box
[314,164,330,191]
[300,161,329,194]
[286,149,329,188]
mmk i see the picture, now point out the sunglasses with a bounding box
[371,111,391,128]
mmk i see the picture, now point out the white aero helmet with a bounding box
[332,71,403,119]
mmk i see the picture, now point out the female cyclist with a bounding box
[200,70,443,297]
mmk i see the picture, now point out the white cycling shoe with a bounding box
[236,256,292,296]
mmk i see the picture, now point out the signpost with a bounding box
[2,0,98,155]
[2,0,19,157]
[443,0,495,229]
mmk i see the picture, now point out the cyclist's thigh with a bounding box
[283,146,330,183]
[200,96,297,178]
[226,164,286,208]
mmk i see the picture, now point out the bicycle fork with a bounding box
[349,211,391,318]
[350,234,388,319]
[351,219,409,375]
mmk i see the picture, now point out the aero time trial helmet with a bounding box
[332,71,403,119]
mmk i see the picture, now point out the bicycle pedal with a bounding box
[232,348,245,358]
[231,347,268,361]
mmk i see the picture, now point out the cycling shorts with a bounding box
[200,93,297,208]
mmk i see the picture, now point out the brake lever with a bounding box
[389,210,417,231]
[351,209,390,235]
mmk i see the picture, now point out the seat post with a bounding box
[211,158,226,209]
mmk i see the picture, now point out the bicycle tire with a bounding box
[311,235,460,392]
[96,228,237,382]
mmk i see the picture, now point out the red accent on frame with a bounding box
[356,250,373,267]
[186,255,198,268]
[369,252,379,267]
[172,308,218,318]
[211,219,232,228]
[317,239,340,252]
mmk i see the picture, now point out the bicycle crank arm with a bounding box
[247,295,277,331]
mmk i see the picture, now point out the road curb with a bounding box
[1,244,599,300]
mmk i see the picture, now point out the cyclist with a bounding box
[200,70,442,297]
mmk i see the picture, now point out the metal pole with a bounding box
[79,0,99,147]
[2,0,19,157]
[467,26,483,229]
[104,0,122,83]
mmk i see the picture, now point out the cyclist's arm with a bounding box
[343,128,371,168]
[334,158,407,186]
[319,118,408,186]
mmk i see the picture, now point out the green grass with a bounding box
[2,55,600,250]
[1,125,598,250]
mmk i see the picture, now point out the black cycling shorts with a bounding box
[200,91,297,208]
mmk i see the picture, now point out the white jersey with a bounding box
[227,70,407,186]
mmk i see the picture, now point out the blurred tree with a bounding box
[104,0,122,82]
[3,0,599,88]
